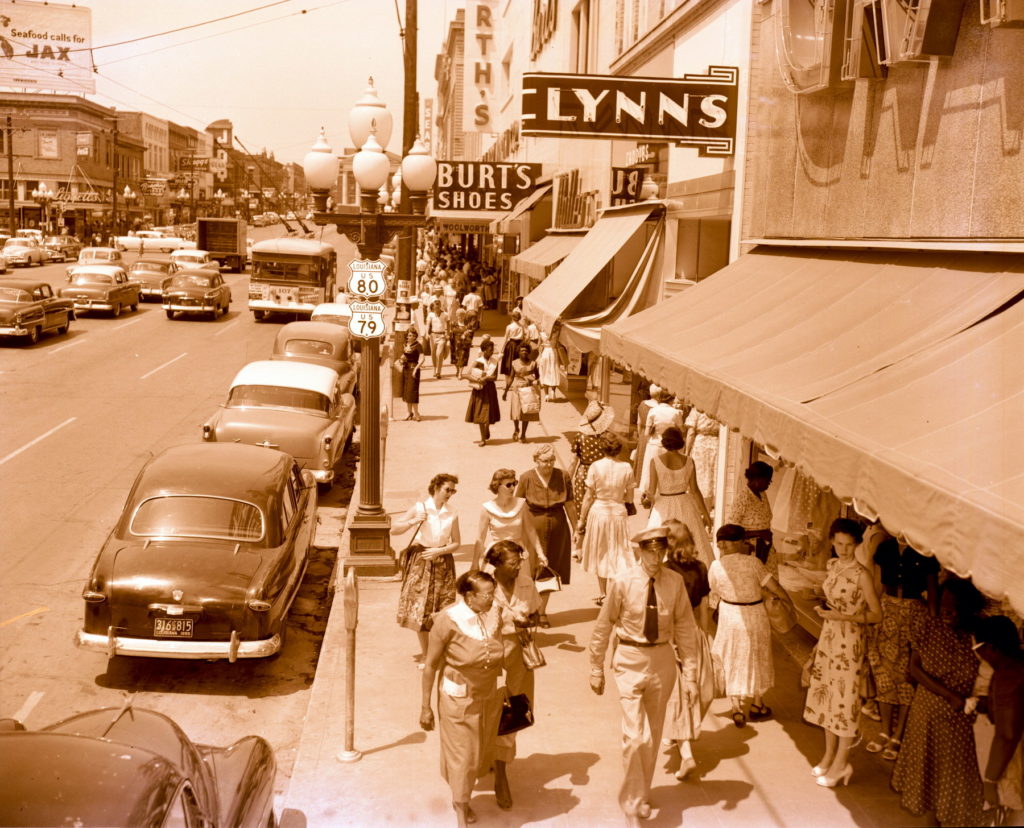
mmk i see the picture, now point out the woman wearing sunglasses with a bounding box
[473,468,548,607]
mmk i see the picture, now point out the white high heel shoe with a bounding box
[816,764,853,788]
[811,765,829,777]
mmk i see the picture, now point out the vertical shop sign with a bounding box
[463,0,497,132]
[610,167,643,206]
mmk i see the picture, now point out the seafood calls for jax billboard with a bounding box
[0,0,94,93]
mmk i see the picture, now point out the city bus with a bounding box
[248,238,337,321]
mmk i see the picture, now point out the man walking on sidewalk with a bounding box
[589,526,700,827]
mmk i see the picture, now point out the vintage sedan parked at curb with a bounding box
[163,270,232,319]
[203,360,355,491]
[60,265,140,317]
[75,442,316,661]
[0,280,74,344]
[270,320,356,392]
[130,258,178,300]
[0,702,277,827]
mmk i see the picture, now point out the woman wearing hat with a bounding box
[575,432,635,605]
[516,444,578,627]
[570,399,616,505]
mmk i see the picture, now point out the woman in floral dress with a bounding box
[803,519,882,787]
[570,399,615,504]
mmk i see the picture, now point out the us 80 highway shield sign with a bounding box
[347,259,388,299]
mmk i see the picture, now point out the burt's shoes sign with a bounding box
[433,162,543,211]
[522,68,739,157]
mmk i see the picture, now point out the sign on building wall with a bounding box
[0,0,95,93]
[463,0,497,132]
[610,167,643,206]
[522,67,739,156]
[434,161,542,211]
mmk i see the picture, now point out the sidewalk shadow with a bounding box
[478,750,599,824]
[520,435,558,444]
[646,777,755,826]
[360,729,427,757]
[549,606,600,626]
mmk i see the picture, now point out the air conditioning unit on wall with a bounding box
[980,0,1024,26]
[842,0,888,80]
[867,0,968,64]
[775,0,850,94]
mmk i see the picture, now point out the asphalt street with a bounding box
[0,223,356,799]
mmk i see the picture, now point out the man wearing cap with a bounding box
[589,525,700,826]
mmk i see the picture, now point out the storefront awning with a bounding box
[524,203,660,333]
[601,247,1024,612]
[428,210,495,232]
[559,219,663,353]
[488,184,552,235]
[509,233,583,281]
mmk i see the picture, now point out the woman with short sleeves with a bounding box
[570,400,615,505]
[465,339,501,446]
[503,342,540,442]
[636,388,684,494]
[394,473,461,664]
[397,328,424,421]
[684,407,720,514]
[499,310,526,377]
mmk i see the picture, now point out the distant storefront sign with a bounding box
[178,156,210,171]
[434,161,542,211]
[463,0,497,132]
[610,167,644,206]
[75,131,92,156]
[141,179,167,196]
[522,67,739,156]
[0,0,95,94]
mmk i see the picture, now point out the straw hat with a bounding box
[578,399,615,435]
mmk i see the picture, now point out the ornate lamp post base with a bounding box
[346,512,396,576]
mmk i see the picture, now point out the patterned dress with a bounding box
[684,408,719,505]
[802,558,869,737]
[709,554,774,697]
[891,616,984,827]
[430,602,506,802]
[571,432,605,505]
[396,499,457,632]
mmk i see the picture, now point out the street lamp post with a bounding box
[303,85,437,573]
[31,183,54,234]
[213,188,225,217]
[122,186,137,233]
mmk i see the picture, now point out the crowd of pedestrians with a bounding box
[390,265,1023,828]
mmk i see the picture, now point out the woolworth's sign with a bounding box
[522,67,739,156]
[434,161,542,211]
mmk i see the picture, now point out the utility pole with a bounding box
[398,0,419,290]
[110,118,119,239]
[5,116,15,236]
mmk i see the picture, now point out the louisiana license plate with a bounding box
[154,617,193,638]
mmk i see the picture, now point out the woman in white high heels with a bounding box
[803,519,881,788]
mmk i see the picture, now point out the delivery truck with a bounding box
[196,217,247,272]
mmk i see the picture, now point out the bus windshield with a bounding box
[253,259,317,284]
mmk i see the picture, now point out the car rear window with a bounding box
[69,273,114,285]
[171,274,213,288]
[227,384,331,414]
[130,495,264,542]
[0,288,31,302]
[284,338,332,356]
[131,262,170,274]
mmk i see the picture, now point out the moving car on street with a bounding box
[163,269,233,320]
[129,258,178,300]
[115,229,188,252]
[75,442,316,661]
[59,265,140,317]
[42,236,81,262]
[2,237,46,267]
[0,279,74,344]
[202,360,355,490]
[271,320,357,394]
[0,701,277,827]
[73,247,126,268]
[171,248,216,270]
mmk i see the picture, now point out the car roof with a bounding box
[80,247,120,254]
[131,258,172,266]
[133,443,293,502]
[312,302,352,317]
[252,238,334,256]
[0,732,181,827]
[172,248,209,256]
[68,264,125,275]
[0,279,49,291]
[231,360,339,395]
[3,237,35,244]
[275,320,351,344]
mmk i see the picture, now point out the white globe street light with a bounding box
[348,77,393,151]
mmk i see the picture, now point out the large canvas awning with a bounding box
[488,184,552,235]
[524,203,660,333]
[509,233,583,282]
[602,246,1024,613]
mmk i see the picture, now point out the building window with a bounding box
[572,0,594,73]
[38,130,59,159]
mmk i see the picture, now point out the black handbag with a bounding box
[624,501,637,517]
[497,693,534,735]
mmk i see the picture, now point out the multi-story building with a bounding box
[117,111,171,226]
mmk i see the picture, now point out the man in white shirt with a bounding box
[590,526,699,827]
[462,286,483,316]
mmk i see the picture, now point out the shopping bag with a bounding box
[517,384,541,415]
[518,628,546,670]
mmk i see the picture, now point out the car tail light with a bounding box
[323,435,333,448]
[247,598,272,612]
[83,590,106,603]
[202,424,212,439]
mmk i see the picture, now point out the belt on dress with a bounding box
[659,490,688,496]
[720,598,763,606]
[528,505,564,514]
[618,637,667,648]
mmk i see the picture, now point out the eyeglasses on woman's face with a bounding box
[441,486,457,495]
[501,481,517,489]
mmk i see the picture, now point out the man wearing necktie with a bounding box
[589,525,700,826]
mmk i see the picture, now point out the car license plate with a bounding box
[154,618,193,638]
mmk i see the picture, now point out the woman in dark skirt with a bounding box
[499,309,526,377]
[465,338,501,446]
[398,327,424,421]
[516,444,577,627]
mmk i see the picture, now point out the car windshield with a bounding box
[82,251,115,260]
[131,261,170,274]
[284,338,333,356]
[176,255,205,264]
[170,274,213,288]
[69,273,114,285]
[130,495,264,542]
[4,240,30,248]
[227,384,331,414]
[44,237,65,245]
[0,288,31,302]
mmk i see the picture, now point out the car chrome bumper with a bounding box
[139,287,164,297]
[72,301,114,311]
[75,628,281,661]
[248,299,316,313]
[310,468,334,483]
[0,325,29,336]
[164,303,216,312]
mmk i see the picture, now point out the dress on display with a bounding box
[684,408,719,505]
[645,451,713,569]
[430,602,506,802]
[708,554,774,697]
[517,468,574,585]
[580,457,634,579]
[571,432,605,505]
[802,558,869,737]
[891,615,984,827]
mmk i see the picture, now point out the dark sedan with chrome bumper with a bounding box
[0,702,276,827]
[75,442,316,661]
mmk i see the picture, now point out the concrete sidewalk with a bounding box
[281,312,927,828]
